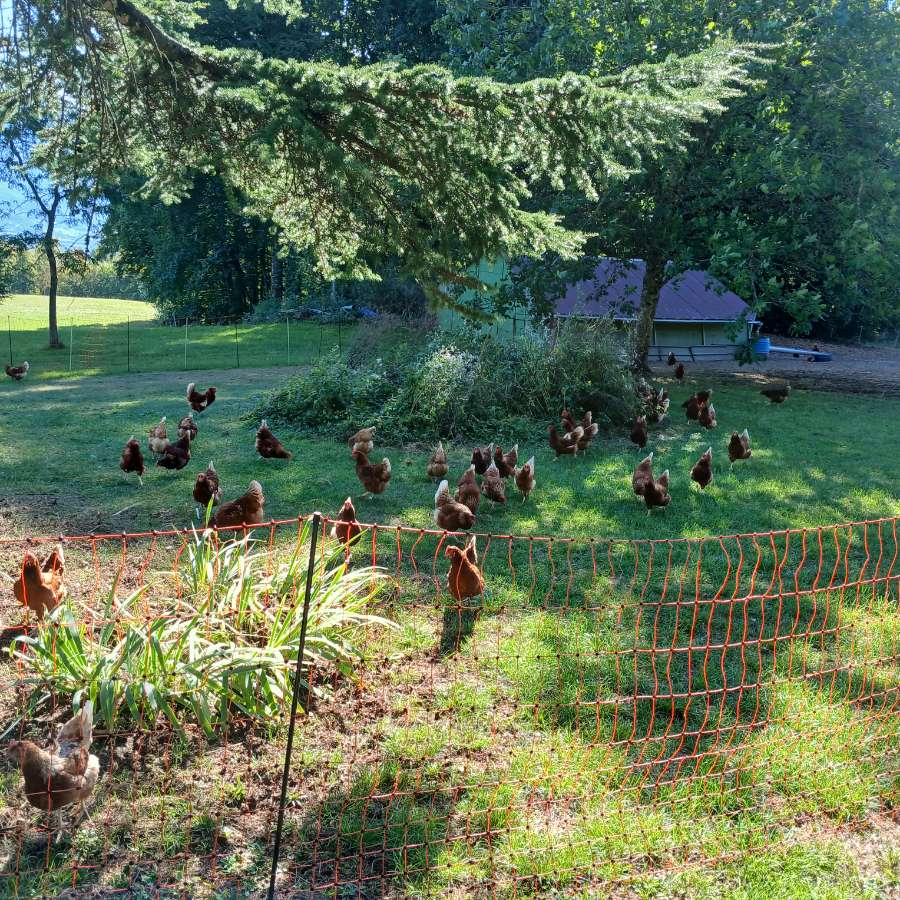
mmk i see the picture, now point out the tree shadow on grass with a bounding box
[283,760,465,899]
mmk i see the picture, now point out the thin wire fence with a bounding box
[4,313,354,378]
[0,514,896,896]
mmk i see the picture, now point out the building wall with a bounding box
[649,321,748,362]
[437,259,751,354]
[438,258,545,340]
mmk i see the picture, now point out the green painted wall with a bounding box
[437,258,532,340]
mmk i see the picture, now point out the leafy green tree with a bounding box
[0,0,761,313]
[103,176,277,320]
[0,123,99,348]
[441,0,900,351]
[100,0,444,319]
[0,237,15,304]
[196,0,446,64]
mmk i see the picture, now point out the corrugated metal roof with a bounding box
[555,259,757,323]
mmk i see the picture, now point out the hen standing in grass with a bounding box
[349,427,375,455]
[177,415,198,442]
[470,445,493,475]
[761,384,791,404]
[186,382,217,413]
[147,417,170,456]
[690,447,713,490]
[427,442,449,481]
[573,422,598,454]
[630,415,648,449]
[632,453,654,497]
[699,402,717,430]
[493,444,518,477]
[562,424,584,447]
[728,430,752,468]
[352,450,391,497]
[120,437,145,485]
[435,480,476,531]
[5,701,100,839]
[455,467,482,515]
[446,536,484,601]
[331,497,362,547]
[548,425,578,458]
[482,461,506,505]
[193,462,221,510]
[643,469,671,512]
[256,420,292,459]
[10,546,66,619]
[513,456,536,501]
[441,535,485,655]
[683,390,711,421]
[156,435,191,470]
[5,361,29,380]
[210,481,265,528]
[674,362,685,381]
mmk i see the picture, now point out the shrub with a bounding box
[14,525,394,736]
[255,318,637,442]
[259,349,395,436]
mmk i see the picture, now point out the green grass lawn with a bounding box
[2,293,156,326]
[0,367,897,899]
[1,294,351,379]
[0,367,896,538]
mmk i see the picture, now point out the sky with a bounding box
[0,181,92,248]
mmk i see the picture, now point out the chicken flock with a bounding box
[3,352,793,838]
[115,382,287,530]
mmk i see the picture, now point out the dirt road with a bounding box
[652,336,900,396]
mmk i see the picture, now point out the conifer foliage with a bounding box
[1,0,761,303]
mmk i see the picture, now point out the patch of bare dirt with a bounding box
[652,336,900,396]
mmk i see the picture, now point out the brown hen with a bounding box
[210,481,265,529]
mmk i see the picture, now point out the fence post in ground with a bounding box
[6,317,11,365]
[184,319,189,370]
[127,317,131,373]
[234,322,240,368]
[68,321,74,372]
[267,512,322,900]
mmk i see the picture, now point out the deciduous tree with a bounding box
[0,0,760,313]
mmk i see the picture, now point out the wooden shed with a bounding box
[554,259,759,361]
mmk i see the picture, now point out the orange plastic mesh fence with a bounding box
[0,514,896,897]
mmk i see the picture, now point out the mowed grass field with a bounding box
[0,366,898,898]
[0,365,897,538]
[1,294,351,379]
[2,294,156,326]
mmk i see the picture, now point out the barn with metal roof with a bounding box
[555,259,759,361]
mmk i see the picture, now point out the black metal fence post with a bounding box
[7,317,12,365]
[267,512,322,899]
[127,317,131,373]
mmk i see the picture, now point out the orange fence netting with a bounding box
[0,514,896,897]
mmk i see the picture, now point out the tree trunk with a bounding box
[633,253,666,371]
[271,246,284,305]
[45,189,63,349]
